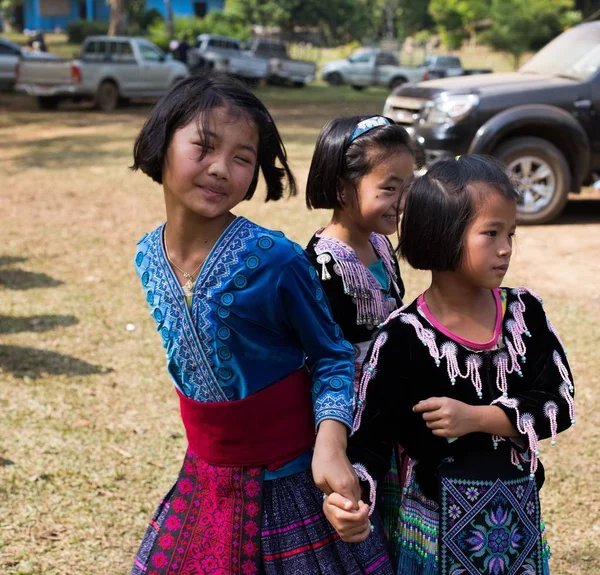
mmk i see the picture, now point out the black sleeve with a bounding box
[347,320,448,486]
[495,291,575,442]
[306,247,361,340]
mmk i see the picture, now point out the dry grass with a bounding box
[0,86,599,575]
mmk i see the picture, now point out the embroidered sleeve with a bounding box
[493,289,575,470]
[277,248,355,430]
[346,327,396,485]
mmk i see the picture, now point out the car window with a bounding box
[83,41,97,55]
[349,52,372,64]
[0,42,20,56]
[139,43,163,62]
[114,41,135,63]
[377,53,398,66]
[438,56,460,67]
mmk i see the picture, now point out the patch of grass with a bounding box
[0,88,599,575]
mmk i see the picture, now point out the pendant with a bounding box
[184,278,194,292]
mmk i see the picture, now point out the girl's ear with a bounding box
[337,179,349,207]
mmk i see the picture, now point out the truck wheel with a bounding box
[389,76,407,90]
[351,85,365,91]
[495,137,570,225]
[325,72,343,87]
[95,80,119,112]
[37,96,59,110]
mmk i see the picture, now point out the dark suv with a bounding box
[384,22,600,224]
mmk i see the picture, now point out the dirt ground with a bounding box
[1,88,599,574]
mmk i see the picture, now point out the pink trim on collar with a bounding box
[417,289,502,351]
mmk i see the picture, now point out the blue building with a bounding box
[19,0,225,32]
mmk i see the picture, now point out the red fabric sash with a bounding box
[177,369,315,470]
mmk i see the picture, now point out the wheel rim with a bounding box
[507,155,556,214]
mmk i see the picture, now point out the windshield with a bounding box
[349,51,374,64]
[520,25,600,81]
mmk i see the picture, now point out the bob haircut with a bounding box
[131,71,296,201]
[305,116,415,210]
[400,154,519,271]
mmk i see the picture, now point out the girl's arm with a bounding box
[492,290,575,446]
[277,249,359,502]
[414,398,520,438]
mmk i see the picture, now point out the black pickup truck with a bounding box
[384,22,600,224]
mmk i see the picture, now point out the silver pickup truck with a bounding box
[16,36,189,111]
[187,34,268,86]
[245,40,315,87]
[321,49,426,90]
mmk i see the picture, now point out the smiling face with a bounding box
[457,184,517,289]
[162,106,259,220]
[342,149,414,236]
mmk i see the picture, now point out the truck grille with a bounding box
[383,96,426,127]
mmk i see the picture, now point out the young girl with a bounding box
[130,73,393,575]
[304,115,415,559]
[324,155,575,574]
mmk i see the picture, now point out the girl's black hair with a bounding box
[305,116,416,210]
[400,154,519,271]
[131,71,296,201]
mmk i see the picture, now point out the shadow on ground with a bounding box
[552,198,600,226]
[0,345,112,378]
[0,314,79,334]
[0,269,63,290]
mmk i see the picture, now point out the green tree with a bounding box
[485,0,581,69]
[429,0,488,49]
[395,0,434,40]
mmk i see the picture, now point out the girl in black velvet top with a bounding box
[324,155,575,575]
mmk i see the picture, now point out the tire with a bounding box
[389,76,407,90]
[351,85,365,91]
[325,72,343,87]
[292,81,305,88]
[95,80,119,112]
[37,96,59,110]
[495,136,570,225]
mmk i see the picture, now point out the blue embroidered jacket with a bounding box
[134,216,355,439]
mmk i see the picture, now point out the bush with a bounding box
[66,20,109,44]
[148,12,251,51]
[66,20,148,45]
[139,8,163,31]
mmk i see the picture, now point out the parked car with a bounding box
[15,36,188,111]
[187,34,268,86]
[384,22,600,224]
[417,54,492,80]
[245,39,316,87]
[0,36,59,92]
[322,49,426,90]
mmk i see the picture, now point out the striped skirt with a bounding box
[131,451,394,575]
[261,469,393,574]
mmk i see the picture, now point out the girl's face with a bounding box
[163,106,259,220]
[457,186,517,289]
[345,150,414,236]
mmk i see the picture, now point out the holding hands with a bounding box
[413,396,479,439]
[322,492,372,543]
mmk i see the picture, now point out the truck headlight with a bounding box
[422,94,479,123]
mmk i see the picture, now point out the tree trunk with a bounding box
[108,0,125,36]
[512,52,521,71]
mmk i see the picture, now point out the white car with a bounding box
[15,36,189,110]
[0,36,59,91]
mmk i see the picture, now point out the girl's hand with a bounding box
[413,397,478,438]
[312,420,361,508]
[323,493,371,543]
